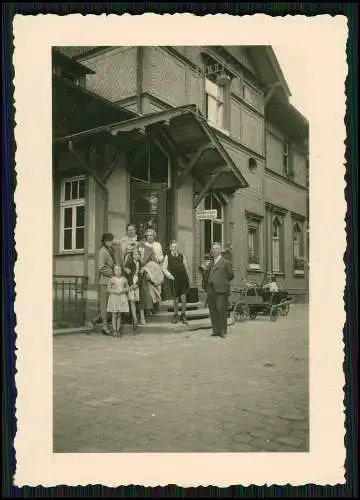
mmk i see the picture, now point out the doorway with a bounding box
[128,138,173,247]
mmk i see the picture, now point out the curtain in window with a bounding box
[272,219,281,272]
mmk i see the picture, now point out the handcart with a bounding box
[229,282,294,323]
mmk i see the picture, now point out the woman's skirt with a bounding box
[139,275,154,311]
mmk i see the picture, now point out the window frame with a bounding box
[204,76,230,134]
[247,225,260,270]
[293,220,305,275]
[205,78,225,129]
[283,141,289,176]
[272,216,283,273]
[59,175,86,253]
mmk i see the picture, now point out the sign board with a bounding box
[195,209,218,220]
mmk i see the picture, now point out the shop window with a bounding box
[204,193,224,254]
[272,216,283,273]
[60,176,86,252]
[293,221,305,274]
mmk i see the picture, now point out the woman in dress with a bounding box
[107,265,130,337]
[119,223,139,263]
[163,240,190,324]
[125,248,141,327]
[144,228,164,264]
[138,233,164,325]
[92,232,116,336]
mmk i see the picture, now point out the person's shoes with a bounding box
[91,317,102,327]
[211,332,220,337]
[172,315,179,324]
[101,328,111,336]
[219,333,227,339]
[180,315,188,325]
[139,319,147,325]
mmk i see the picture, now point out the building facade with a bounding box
[52,46,309,327]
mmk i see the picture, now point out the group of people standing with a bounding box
[93,224,191,337]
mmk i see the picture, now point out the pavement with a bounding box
[53,304,309,453]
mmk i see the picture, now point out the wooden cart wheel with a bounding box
[270,307,280,321]
[234,303,249,322]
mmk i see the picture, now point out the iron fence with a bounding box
[53,275,88,329]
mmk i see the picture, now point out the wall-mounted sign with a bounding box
[195,209,218,220]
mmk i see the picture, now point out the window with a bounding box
[283,141,289,176]
[205,78,225,129]
[272,217,282,272]
[293,221,305,274]
[60,176,86,252]
[204,193,224,254]
[248,225,260,269]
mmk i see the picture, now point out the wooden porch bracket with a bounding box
[110,126,146,137]
[176,142,215,189]
[148,124,190,173]
[193,169,223,209]
[102,151,121,183]
[264,81,282,106]
[68,141,107,191]
[68,140,109,231]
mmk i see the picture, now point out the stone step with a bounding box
[86,315,234,335]
[160,300,203,312]
[146,308,210,323]
[186,316,235,332]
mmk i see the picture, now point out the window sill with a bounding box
[248,263,260,270]
[54,250,85,256]
[273,272,285,277]
[247,267,263,274]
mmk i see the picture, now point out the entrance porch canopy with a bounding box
[54,105,249,208]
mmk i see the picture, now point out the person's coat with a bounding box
[203,256,234,294]
[98,246,115,286]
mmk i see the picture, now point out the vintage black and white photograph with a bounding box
[13,12,347,487]
[52,44,310,454]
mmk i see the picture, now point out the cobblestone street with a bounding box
[53,304,309,453]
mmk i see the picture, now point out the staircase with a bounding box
[116,299,234,335]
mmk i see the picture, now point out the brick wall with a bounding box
[240,107,264,155]
[143,47,186,107]
[84,47,138,102]
[265,175,307,216]
[266,129,284,176]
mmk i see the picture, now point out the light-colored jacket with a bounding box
[98,246,115,286]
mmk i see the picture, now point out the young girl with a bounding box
[107,265,130,337]
[125,248,141,327]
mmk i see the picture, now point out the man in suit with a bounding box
[204,242,234,339]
